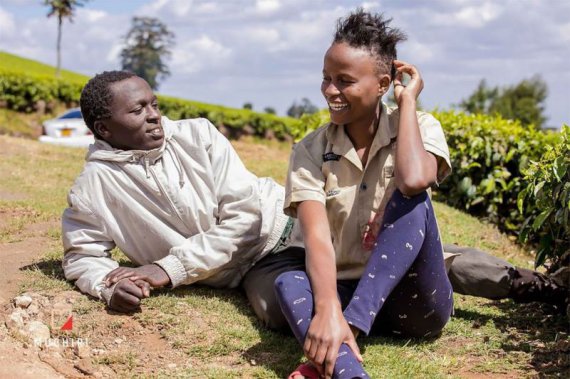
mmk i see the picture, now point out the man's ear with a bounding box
[94,120,111,140]
[378,74,391,96]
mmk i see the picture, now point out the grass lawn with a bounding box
[0,134,568,378]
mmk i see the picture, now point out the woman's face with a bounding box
[321,42,386,128]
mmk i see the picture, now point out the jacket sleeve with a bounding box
[154,119,264,287]
[62,191,119,304]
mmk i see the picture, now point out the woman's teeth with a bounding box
[328,103,348,111]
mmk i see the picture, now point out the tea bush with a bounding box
[297,109,562,238]
[433,111,560,233]
[0,70,300,140]
[518,125,569,269]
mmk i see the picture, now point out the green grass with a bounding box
[0,51,89,83]
[0,134,567,377]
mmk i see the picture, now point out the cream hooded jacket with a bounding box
[62,117,289,304]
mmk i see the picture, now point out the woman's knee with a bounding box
[274,271,309,293]
[382,189,431,224]
[402,305,452,338]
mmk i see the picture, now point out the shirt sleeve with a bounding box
[417,112,452,183]
[154,119,264,288]
[283,140,326,218]
[62,191,119,305]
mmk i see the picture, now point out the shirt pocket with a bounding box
[324,173,352,239]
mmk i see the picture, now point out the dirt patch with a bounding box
[0,189,28,202]
[0,335,64,379]
[0,213,59,305]
[0,215,70,377]
[2,290,193,378]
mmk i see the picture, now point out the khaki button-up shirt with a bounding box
[284,104,452,280]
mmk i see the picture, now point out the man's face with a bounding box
[97,76,164,151]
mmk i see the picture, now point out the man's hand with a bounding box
[104,264,171,288]
[303,305,362,379]
[108,279,150,313]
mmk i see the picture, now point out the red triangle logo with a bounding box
[60,315,73,331]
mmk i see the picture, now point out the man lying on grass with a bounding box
[62,70,567,321]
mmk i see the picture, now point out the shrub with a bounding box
[433,111,559,233]
[518,125,570,269]
[293,109,561,238]
[0,70,300,141]
[0,69,84,111]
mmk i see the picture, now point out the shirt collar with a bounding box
[324,103,398,171]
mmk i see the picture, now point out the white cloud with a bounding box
[243,26,280,45]
[1,0,568,126]
[360,2,380,11]
[171,35,232,74]
[0,7,15,36]
[81,8,106,23]
[430,1,503,28]
[137,0,194,17]
[255,0,281,15]
[2,0,36,5]
[560,22,570,43]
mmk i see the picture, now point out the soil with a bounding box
[0,213,65,377]
[0,215,192,378]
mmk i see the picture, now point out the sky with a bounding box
[0,0,568,127]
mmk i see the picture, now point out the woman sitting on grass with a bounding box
[275,9,454,379]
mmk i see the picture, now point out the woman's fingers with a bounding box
[324,345,340,379]
[313,342,328,367]
[345,337,363,362]
[392,60,423,102]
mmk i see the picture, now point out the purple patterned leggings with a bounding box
[274,190,453,378]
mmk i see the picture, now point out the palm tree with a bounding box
[44,0,89,77]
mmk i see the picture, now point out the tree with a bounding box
[459,76,548,129]
[489,76,547,129]
[458,79,498,115]
[243,102,253,110]
[120,17,175,90]
[44,0,89,78]
[287,98,318,118]
[264,107,276,115]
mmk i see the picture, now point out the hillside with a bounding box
[0,52,299,139]
[0,51,89,83]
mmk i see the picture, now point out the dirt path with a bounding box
[0,209,56,301]
[0,214,69,378]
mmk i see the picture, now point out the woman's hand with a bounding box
[393,60,424,107]
[304,304,362,379]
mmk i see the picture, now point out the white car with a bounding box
[39,108,95,147]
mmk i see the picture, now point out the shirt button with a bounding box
[360,183,367,191]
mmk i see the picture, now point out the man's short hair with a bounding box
[80,71,137,138]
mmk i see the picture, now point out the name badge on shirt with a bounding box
[323,152,341,162]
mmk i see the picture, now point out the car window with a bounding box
[59,110,83,119]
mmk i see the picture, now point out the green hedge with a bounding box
[157,95,299,140]
[0,69,84,111]
[518,125,570,269]
[298,109,562,238]
[433,111,560,233]
[0,70,301,140]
